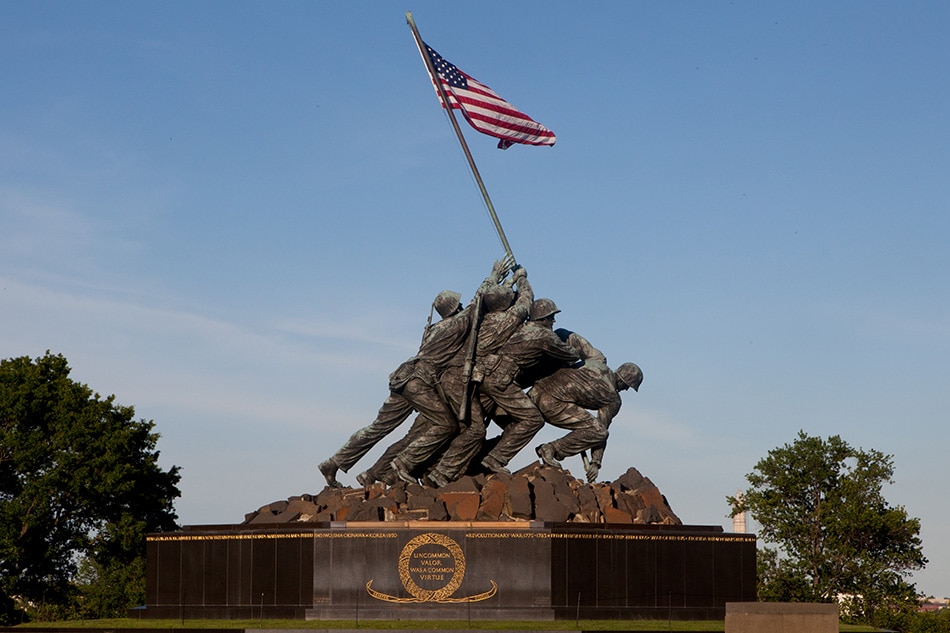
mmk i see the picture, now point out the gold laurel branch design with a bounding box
[365,579,498,604]
[365,579,423,604]
[435,580,498,603]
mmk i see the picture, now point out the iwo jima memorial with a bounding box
[141,13,756,622]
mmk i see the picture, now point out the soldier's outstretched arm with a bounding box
[555,329,607,364]
[587,439,606,483]
[586,400,622,481]
[511,267,533,313]
[584,454,601,484]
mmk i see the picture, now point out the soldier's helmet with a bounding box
[482,285,515,312]
[530,298,561,321]
[433,290,462,318]
[616,363,643,392]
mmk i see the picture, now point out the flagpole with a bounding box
[405,11,516,263]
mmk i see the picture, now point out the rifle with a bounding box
[457,292,483,423]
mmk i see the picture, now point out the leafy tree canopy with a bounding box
[728,431,926,625]
[0,352,181,622]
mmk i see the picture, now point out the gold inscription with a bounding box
[366,532,497,604]
[464,531,754,543]
[148,530,751,544]
[147,531,399,542]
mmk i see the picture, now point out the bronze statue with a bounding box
[318,259,642,489]
[389,264,531,483]
[531,329,642,482]
[318,258,512,488]
[469,296,580,475]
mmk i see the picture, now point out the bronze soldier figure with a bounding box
[472,295,580,475]
[318,258,512,488]
[530,328,642,482]
[389,265,530,484]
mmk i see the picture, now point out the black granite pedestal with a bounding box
[143,521,756,621]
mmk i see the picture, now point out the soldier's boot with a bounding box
[378,467,399,486]
[318,459,343,488]
[535,443,561,469]
[423,469,450,489]
[390,457,418,485]
[356,470,376,487]
[481,454,511,476]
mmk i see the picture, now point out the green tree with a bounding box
[728,431,926,625]
[0,352,181,623]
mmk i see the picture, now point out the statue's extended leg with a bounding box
[388,379,459,484]
[480,453,511,475]
[318,459,343,488]
[546,421,608,461]
[535,443,561,468]
[479,383,545,470]
[422,469,450,488]
[390,455,418,485]
[330,393,414,473]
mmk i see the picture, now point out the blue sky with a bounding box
[2,2,948,597]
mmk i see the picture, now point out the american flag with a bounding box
[424,43,556,150]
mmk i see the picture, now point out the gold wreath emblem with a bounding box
[366,532,497,604]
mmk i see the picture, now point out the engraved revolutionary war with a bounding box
[318,259,643,489]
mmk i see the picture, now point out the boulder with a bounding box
[439,491,480,521]
[532,478,571,523]
[244,461,681,525]
[477,477,509,520]
[507,474,534,519]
